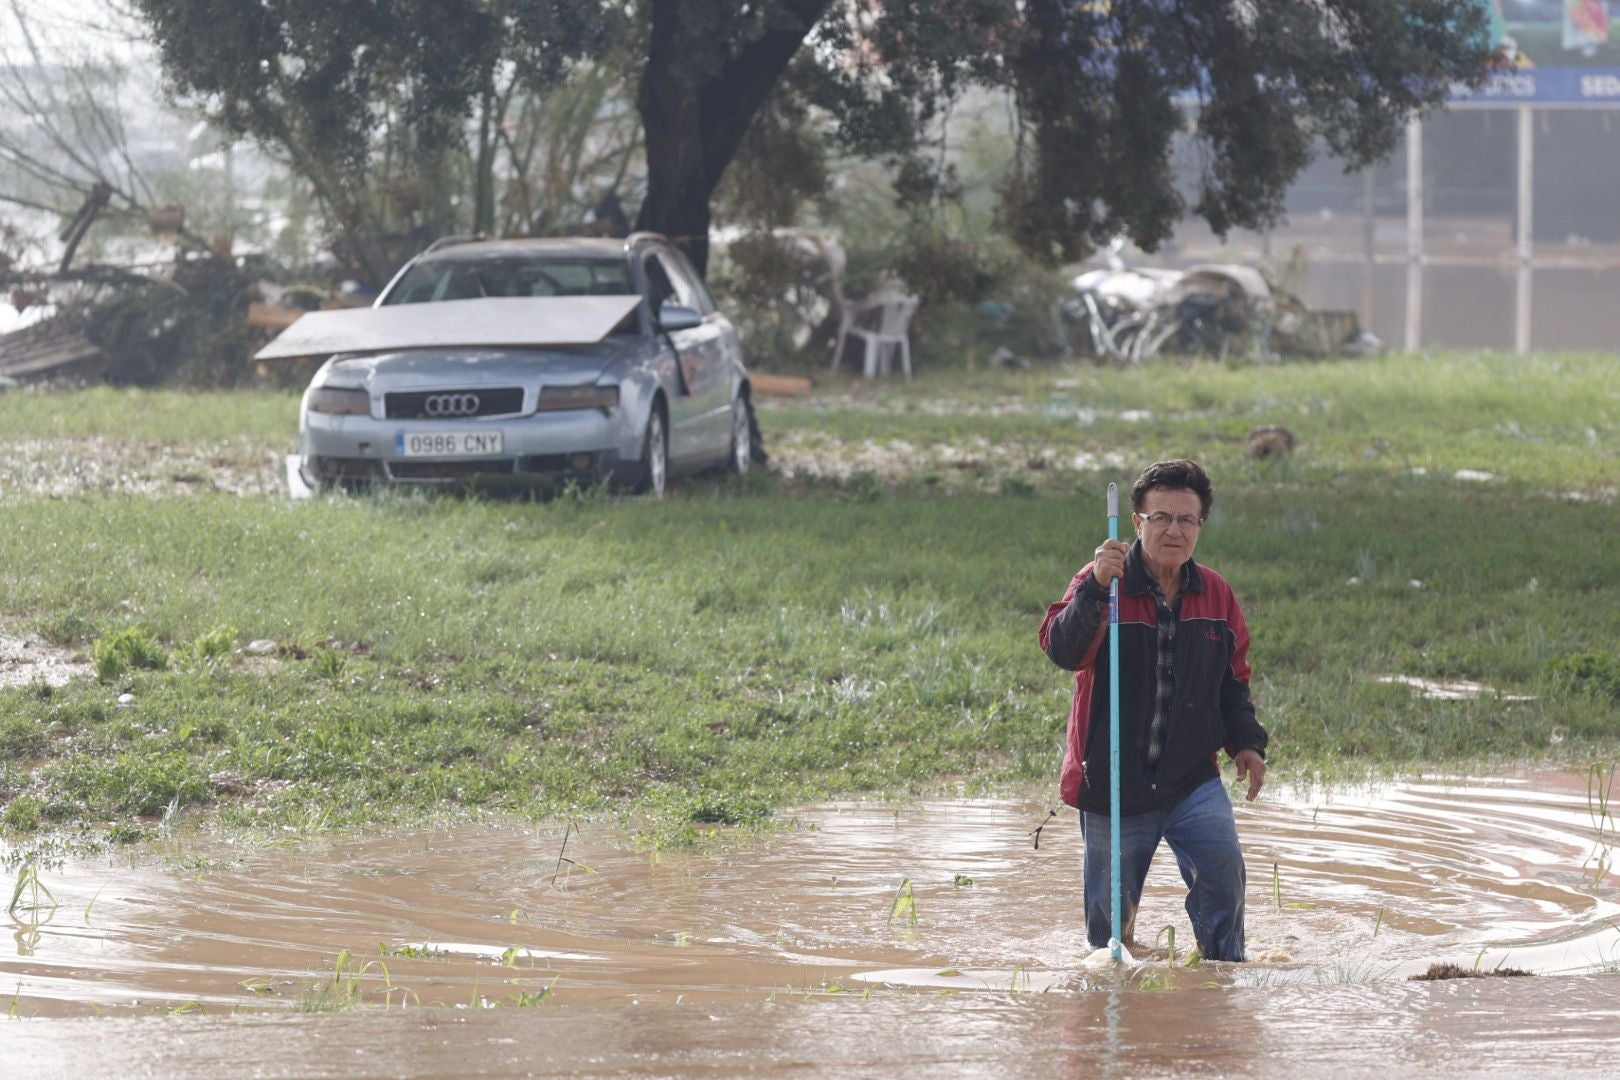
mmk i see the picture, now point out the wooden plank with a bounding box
[247,302,305,330]
[0,326,103,378]
[5,345,102,377]
[750,372,813,398]
[254,295,643,360]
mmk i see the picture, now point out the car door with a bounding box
[640,251,708,464]
[646,250,730,464]
[661,249,736,458]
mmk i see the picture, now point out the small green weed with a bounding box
[888,877,919,927]
[1270,863,1314,912]
[90,627,168,681]
[297,949,412,1012]
[1157,925,1178,966]
[503,979,557,1007]
[188,625,238,666]
[106,824,150,845]
[309,649,349,681]
[1129,926,1186,992]
[7,861,57,917]
[1136,968,1173,991]
[1,796,44,833]
[1584,761,1616,889]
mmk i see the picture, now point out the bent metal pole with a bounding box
[1107,482,1122,962]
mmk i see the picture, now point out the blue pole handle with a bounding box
[1106,482,1122,962]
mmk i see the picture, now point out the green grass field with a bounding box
[1,351,1617,853]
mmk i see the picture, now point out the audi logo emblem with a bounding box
[424,393,481,417]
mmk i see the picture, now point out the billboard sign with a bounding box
[1454,0,1620,102]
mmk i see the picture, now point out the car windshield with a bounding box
[383,256,635,305]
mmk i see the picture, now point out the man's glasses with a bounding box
[1134,511,1204,531]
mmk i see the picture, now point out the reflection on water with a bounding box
[2,771,1618,1076]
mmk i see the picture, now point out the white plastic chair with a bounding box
[836,293,919,378]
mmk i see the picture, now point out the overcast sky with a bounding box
[1,0,151,64]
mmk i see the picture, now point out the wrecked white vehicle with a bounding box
[1070,262,1383,363]
[257,235,758,496]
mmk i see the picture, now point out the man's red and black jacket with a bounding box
[1039,540,1268,815]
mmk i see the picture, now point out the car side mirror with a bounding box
[656,305,702,333]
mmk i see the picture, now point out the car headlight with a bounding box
[307,386,371,416]
[537,384,619,411]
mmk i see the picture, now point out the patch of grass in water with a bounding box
[296,949,414,1012]
[1228,959,1399,989]
[501,980,557,1007]
[1410,962,1533,981]
[378,942,443,961]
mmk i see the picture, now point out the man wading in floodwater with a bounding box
[1039,460,1269,961]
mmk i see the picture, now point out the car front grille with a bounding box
[384,387,525,419]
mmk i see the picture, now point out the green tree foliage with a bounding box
[129,0,620,281]
[130,0,1496,278]
[995,0,1498,261]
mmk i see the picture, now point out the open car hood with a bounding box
[254,296,642,360]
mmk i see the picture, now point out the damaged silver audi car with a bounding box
[258,234,758,496]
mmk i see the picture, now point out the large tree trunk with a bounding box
[635,3,712,272]
[634,0,831,277]
[473,89,497,236]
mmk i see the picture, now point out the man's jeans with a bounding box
[1079,776,1248,961]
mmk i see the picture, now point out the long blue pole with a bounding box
[1107,482,1122,962]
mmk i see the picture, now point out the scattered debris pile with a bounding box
[2,180,284,386]
[72,258,265,387]
[2,262,302,388]
[1069,262,1384,364]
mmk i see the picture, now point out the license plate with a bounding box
[395,430,505,457]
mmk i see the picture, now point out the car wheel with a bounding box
[636,408,668,497]
[730,396,754,477]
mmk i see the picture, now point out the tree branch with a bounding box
[698,0,832,190]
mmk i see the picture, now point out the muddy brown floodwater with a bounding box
[3,771,1618,1078]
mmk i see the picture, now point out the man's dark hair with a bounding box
[1131,459,1213,519]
